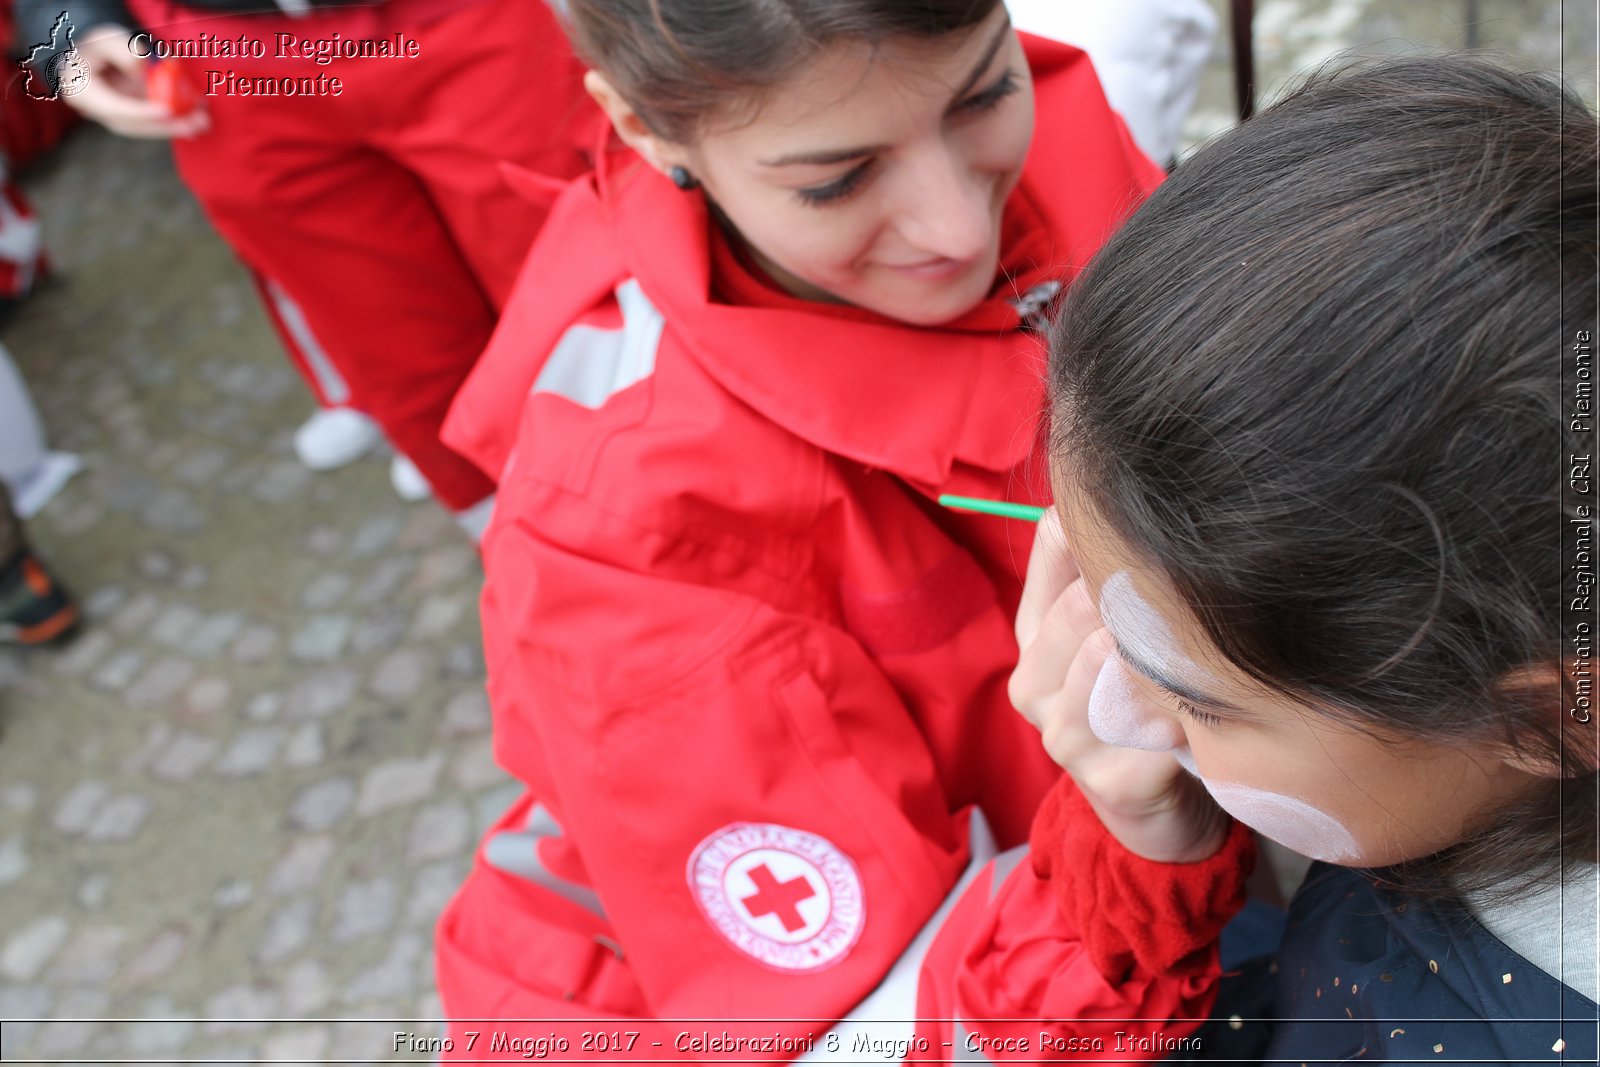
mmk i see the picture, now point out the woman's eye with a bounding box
[955,68,1021,115]
[796,161,873,208]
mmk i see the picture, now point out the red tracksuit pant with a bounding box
[125,0,595,509]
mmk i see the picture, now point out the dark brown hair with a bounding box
[1049,56,1599,898]
[560,0,1001,141]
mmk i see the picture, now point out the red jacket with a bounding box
[437,35,1168,1054]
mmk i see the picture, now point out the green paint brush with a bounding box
[938,495,1047,522]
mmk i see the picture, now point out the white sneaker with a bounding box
[390,454,432,502]
[293,408,380,471]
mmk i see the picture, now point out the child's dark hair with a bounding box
[560,0,1002,142]
[1048,55,1598,898]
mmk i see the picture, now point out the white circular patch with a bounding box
[688,823,864,973]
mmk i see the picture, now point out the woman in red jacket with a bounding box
[435,0,1240,1055]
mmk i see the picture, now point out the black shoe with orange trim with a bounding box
[0,548,78,646]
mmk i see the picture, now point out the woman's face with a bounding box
[682,7,1035,325]
[1057,488,1542,868]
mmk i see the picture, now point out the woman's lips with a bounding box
[886,256,975,281]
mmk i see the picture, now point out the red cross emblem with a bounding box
[689,823,865,973]
[740,864,816,933]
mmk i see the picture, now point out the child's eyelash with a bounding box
[1152,680,1226,728]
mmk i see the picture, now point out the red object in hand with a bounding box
[145,61,202,117]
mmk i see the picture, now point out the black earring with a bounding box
[669,165,700,191]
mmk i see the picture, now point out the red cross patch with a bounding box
[688,823,864,972]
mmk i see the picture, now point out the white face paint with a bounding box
[1197,781,1362,863]
[1093,572,1362,863]
[1097,571,1214,690]
[1086,656,1185,751]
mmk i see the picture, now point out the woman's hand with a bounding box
[1010,509,1229,863]
[61,26,209,139]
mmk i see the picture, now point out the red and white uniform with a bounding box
[122,0,600,509]
[436,36,1178,1055]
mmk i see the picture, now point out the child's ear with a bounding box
[1491,662,1597,778]
[583,70,688,179]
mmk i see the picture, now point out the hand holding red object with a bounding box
[145,59,202,118]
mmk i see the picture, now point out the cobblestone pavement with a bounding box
[0,2,1591,1064]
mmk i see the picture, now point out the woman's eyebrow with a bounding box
[1111,636,1246,715]
[947,19,1014,104]
[759,19,1014,169]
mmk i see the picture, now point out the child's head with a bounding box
[560,0,1034,325]
[1048,56,1598,894]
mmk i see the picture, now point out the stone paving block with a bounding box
[407,800,471,864]
[48,924,127,984]
[404,860,466,929]
[355,755,443,817]
[245,691,284,721]
[350,513,405,557]
[200,984,279,1033]
[410,595,465,640]
[333,876,399,942]
[285,666,358,719]
[181,677,233,719]
[122,927,189,986]
[279,958,333,1016]
[0,834,27,886]
[229,623,279,664]
[77,873,110,910]
[83,584,127,619]
[451,737,505,793]
[412,546,477,593]
[213,727,285,777]
[86,794,152,842]
[0,915,70,980]
[150,730,219,782]
[301,571,353,611]
[256,899,315,965]
[369,648,429,702]
[289,776,356,831]
[351,608,409,655]
[289,614,353,662]
[0,783,36,812]
[109,592,162,636]
[120,723,175,775]
[50,629,114,677]
[186,612,246,659]
[151,604,204,647]
[53,781,112,835]
[142,487,205,534]
[353,556,414,607]
[344,932,423,1003]
[212,878,254,910]
[91,649,144,691]
[252,461,313,504]
[126,656,197,708]
[440,688,490,737]
[266,834,334,895]
[283,722,326,768]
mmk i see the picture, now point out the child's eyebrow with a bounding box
[1110,637,1247,717]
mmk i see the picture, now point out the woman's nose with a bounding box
[895,148,992,263]
[1086,657,1187,752]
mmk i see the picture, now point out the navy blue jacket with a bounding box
[1197,864,1598,1064]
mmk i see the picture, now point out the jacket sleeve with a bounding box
[477,495,979,1048]
[910,774,1254,1062]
